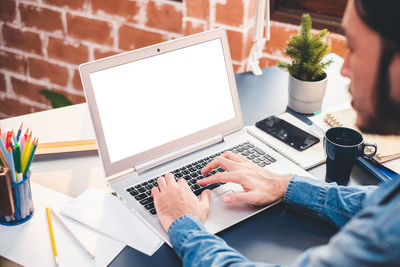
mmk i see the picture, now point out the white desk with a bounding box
[0,103,108,198]
[1,61,399,266]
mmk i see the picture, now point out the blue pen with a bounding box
[16,123,23,142]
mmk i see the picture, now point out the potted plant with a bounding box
[278,14,332,114]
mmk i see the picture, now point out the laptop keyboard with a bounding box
[126,141,276,215]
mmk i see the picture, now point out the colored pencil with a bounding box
[46,207,59,266]
[16,123,23,142]
[23,138,38,177]
[51,209,95,259]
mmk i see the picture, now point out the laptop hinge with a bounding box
[106,167,136,183]
[135,134,223,175]
[222,126,244,138]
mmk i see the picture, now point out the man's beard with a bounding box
[359,99,400,135]
[359,39,400,135]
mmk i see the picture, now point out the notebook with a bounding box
[247,112,325,170]
[322,108,400,163]
[79,28,313,246]
[357,157,398,183]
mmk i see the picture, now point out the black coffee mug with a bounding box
[324,127,377,185]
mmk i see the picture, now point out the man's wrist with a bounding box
[280,174,293,198]
[168,215,206,253]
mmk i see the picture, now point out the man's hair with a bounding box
[354,0,400,135]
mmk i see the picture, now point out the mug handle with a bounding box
[361,142,377,158]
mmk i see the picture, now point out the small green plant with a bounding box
[278,14,332,82]
[40,89,73,109]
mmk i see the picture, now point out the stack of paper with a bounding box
[58,188,163,256]
[0,183,125,267]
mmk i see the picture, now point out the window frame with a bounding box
[270,0,347,33]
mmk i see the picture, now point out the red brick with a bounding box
[67,14,113,45]
[0,51,26,74]
[0,114,8,120]
[11,77,49,104]
[2,25,43,55]
[329,34,348,58]
[185,0,209,20]
[247,0,257,19]
[31,106,48,113]
[48,37,89,65]
[73,69,83,91]
[0,0,17,22]
[43,0,88,11]
[263,23,298,57]
[226,29,244,61]
[216,0,244,27]
[118,25,166,50]
[0,73,6,92]
[93,48,119,60]
[27,57,69,86]
[232,63,241,73]
[11,76,85,107]
[146,1,182,34]
[54,89,85,104]
[92,0,139,23]
[244,29,253,60]
[183,20,205,36]
[0,97,33,117]
[20,4,63,33]
[260,57,279,68]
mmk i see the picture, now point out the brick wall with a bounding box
[0,0,347,119]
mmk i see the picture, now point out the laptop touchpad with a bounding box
[204,191,255,231]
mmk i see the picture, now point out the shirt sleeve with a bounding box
[168,215,280,267]
[283,175,377,228]
[169,204,400,267]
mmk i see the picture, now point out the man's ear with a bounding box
[389,53,400,101]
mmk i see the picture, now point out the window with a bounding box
[271,0,348,33]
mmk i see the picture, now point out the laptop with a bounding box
[79,28,311,245]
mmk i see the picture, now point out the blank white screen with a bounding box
[90,39,236,163]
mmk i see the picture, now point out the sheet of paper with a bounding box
[0,183,125,267]
[59,188,163,256]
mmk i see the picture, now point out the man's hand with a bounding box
[198,151,292,206]
[152,173,211,232]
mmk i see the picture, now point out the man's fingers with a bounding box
[178,178,191,190]
[157,176,167,191]
[197,171,243,185]
[199,189,211,209]
[202,156,236,174]
[222,151,247,162]
[151,186,159,197]
[165,173,175,185]
[222,191,254,204]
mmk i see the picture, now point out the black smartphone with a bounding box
[255,115,320,151]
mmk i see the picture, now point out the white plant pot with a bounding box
[287,73,328,114]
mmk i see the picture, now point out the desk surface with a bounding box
[108,66,378,266]
[0,64,382,266]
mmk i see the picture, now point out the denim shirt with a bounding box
[168,175,400,266]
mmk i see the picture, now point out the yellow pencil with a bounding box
[51,209,95,259]
[22,138,35,171]
[21,134,32,163]
[46,207,59,266]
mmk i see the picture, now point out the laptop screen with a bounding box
[89,38,236,164]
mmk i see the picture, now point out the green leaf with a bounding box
[39,89,73,109]
[277,13,332,81]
